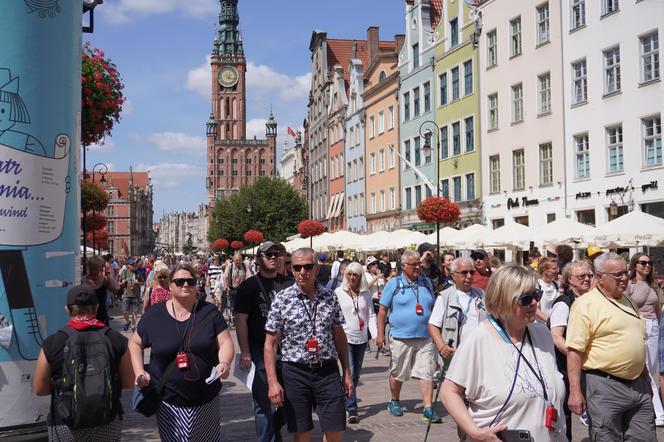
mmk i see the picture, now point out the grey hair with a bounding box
[292,247,316,260]
[594,252,624,273]
[400,249,420,265]
[561,260,591,285]
[341,262,369,292]
[450,257,474,273]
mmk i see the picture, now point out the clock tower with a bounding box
[206,0,277,204]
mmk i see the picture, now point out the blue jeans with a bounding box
[346,342,368,411]
[250,349,283,442]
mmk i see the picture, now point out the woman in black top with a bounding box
[82,255,119,325]
[129,263,234,442]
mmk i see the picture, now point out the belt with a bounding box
[285,359,337,370]
[584,369,635,384]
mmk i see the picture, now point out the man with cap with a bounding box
[330,250,345,282]
[365,256,384,298]
[417,243,441,288]
[470,250,491,291]
[118,257,143,332]
[586,245,604,273]
[235,241,294,442]
[316,253,332,287]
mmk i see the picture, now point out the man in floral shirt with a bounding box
[265,247,353,442]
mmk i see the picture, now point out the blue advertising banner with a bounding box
[0,0,82,429]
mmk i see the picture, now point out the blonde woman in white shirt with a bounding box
[335,262,378,424]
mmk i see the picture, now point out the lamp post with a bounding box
[420,120,441,265]
[91,163,108,255]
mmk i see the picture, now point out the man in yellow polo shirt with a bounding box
[566,252,656,441]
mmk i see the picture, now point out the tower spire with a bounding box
[217,0,244,58]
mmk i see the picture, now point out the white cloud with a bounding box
[147,132,206,155]
[185,56,212,98]
[100,0,216,25]
[136,162,203,189]
[246,118,266,140]
[87,138,115,153]
[121,98,134,116]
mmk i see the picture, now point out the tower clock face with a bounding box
[218,66,239,88]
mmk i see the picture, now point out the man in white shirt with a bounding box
[330,250,345,281]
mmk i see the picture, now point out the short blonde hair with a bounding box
[341,262,369,292]
[485,265,537,321]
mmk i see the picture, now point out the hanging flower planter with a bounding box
[212,238,229,252]
[230,240,245,250]
[243,229,264,245]
[297,220,325,238]
[417,196,461,224]
[81,179,109,213]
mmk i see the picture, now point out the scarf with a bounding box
[67,317,106,331]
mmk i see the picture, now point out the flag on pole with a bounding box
[287,127,297,138]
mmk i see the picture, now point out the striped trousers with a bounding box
[157,395,222,441]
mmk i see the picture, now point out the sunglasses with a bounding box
[172,278,196,287]
[517,289,543,306]
[262,252,282,259]
[455,270,476,277]
[571,273,593,280]
[599,270,629,279]
[637,260,653,267]
[292,263,315,272]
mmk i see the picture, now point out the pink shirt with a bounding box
[626,280,660,320]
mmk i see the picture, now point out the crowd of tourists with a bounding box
[34,241,663,441]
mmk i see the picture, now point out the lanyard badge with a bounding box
[306,336,319,353]
[545,403,558,431]
[176,352,189,370]
[358,317,365,331]
[415,303,424,315]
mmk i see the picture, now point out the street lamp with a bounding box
[419,120,441,265]
[92,163,108,255]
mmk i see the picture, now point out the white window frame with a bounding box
[369,115,376,138]
[389,187,396,210]
[465,173,476,200]
[370,192,377,214]
[571,0,585,30]
[575,133,590,178]
[513,149,525,190]
[439,72,448,106]
[572,59,587,104]
[451,67,460,101]
[603,46,621,95]
[388,144,395,169]
[488,93,499,130]
[536,3,550,46]
[510,16,522,57]
[463,60,473,96]
[380,190,386,212]
[538,72,551,115]
[539,142,553,186]
[602,0,619,16]
[358,157,364,179]
[347,196,353,217]
[643,115,662,167]
[452,176,462,202]
[606,125,624,173]
[388,106,394,129]
[511,83,523,123]
[369,152,376,175]
[378,110,385,134]
[487,30,497,68]
[423,81,431,113]
[378,148,385,172]
[640,32,660,84]
[464,116,474,152]
[489,155,501,194]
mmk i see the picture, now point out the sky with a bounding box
[86,0,405,219]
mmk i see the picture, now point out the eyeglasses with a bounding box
[598,270,629,279]
[517,289,543,306]
[571,273,593,280]
[454,270,476,277]
[172,278,196,287]
[637,260,653,267]
[404,262,420,268]
[292,263,315,272]
[261,252,282,259]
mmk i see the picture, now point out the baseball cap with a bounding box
[586,245,604,258]
[417,242,436,255]
[366,256,378,267]
[66,285,98,307]
[126,258,136,266]
[318,253,328,261]
[257,241,284,254]
[470,250,488,260]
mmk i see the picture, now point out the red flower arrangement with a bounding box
[85,212,107,231]
[87,228,109,250]
[81,179,109,213]
[212,238,229,252]
[417,197,461,224]
[298,220,325,238]
[243,229,264,244]
[231,240,245,250]
[81,43,125,147]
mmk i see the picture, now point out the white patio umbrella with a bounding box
[453,224,493,250]
[530,218,596,246]
[485,223,535,250]
[319,230,363,250]
[424,227,461,248]
[355,231,393,252]
[383,229,428,250]
[583,211,664,247]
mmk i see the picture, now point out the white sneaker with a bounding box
[655,419,664,427]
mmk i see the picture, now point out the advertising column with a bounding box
[0,0,82,430]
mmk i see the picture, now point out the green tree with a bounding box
[208,177,308,243]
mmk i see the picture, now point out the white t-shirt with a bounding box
[429,288,482,345]
[365,272,379,297]
[548,302,570,329]
[538,279,559,317]
[446,321,566,442]
[334,287,378,344]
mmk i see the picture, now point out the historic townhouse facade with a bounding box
[398,0,443,232]
[345,59,367,233]
[363,28,404,234]
[563,0,663,226]
[479,0,566,229]
[327,65,348,231]
[434,0,482,228]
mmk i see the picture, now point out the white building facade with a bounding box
[563,0,663,225]
[345,59,367,233]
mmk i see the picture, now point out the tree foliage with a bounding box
[208,177,308,244]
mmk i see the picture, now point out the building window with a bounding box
[452,122,461,156]
[232,170,238,176]
[488,93,498,129]
[388,145,395,168]
[489,155,501,194]
[347,161,352,183]
[606,125,624,173]
[487,30,497,68]
[423,132,432,164]
[439,73,448,106]
[369,115,375,138]
[388,106,395,129]
[511,83,523,123]
[379,148,385,172]
[359,157,365,178]
[575,133,590,178]
[513,149,525,190]
[107,221,114,234]
[640,32,660,83]
[571,0,585,30]
[404,140,411,168]
[440,126,449,159]
[453,177,462,202]
[359,194,364,215]
[604,46,621,95]
[577,209,595,226]
[380,190,386,212]
[465,116,474,152]
[572,59,588,104]
[347,196,353,217]
[451,67,460,101]
[405,188,412,210]
[536,3,550,45]
[538,72,551,114]
[440,179,450,199]
[348,127,354,146]
[463,60,473,95]
[414,136,421,166]
[643,115,662,167]
[413,87,420,117]
[466,173,475,200]
[370,153,376,175]
[371,192,377,214]
[602,0,619,16]
[378,111,384,134]
[412,43,419,69]
[107,205,114,216]
[450,18,459,47]
[539,142,553,185]
[403,92,410,121]
[510,17,522,57]
[423,81,431,113]
[425,185,432,198]
[415,185,422,206]
[389,187,396,210]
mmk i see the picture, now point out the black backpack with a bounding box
[52,326,120,429]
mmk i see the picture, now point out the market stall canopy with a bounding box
[486,222,535,250]
[424,227,462,248]
[582,211,664,247]
[530,218,596,247]
[321,230,363,250]
[453,224,493,250]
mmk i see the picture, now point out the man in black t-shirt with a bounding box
[234,241,294,442]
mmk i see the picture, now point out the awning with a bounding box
[333,192,345,218]
[326,193,340,220]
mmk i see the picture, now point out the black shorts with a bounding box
[281,360,346,433]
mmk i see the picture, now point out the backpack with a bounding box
[52,326,120,430]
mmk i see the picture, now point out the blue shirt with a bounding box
[380,275,435,339]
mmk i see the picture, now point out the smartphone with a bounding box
[497,430,532,442]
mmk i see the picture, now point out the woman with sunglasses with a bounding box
[142,261,172,313]
[129,263,235,441]
[335,262,377,423]
[441,265,566,441]
[627,253,664,425]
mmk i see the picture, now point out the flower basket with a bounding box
[297,220,325,238]
[230,240,245,250]
[81,179,109,213]
[212,238,229,252]
[85,212,107,231]
[243,229,264,244]
[416,197,461,224]
[87,228,109,250]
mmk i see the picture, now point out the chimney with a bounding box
[394,34,406,54]
[367,26,379,64]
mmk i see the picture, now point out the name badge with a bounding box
[306,337,319,353]
[176,352,189,370]
[359,318,365,331]
[415,303,424,315]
